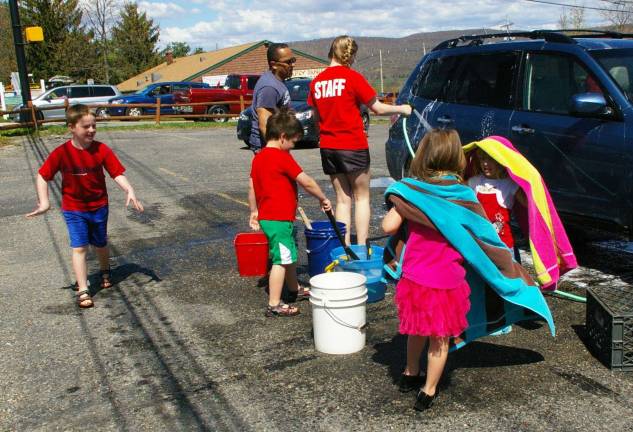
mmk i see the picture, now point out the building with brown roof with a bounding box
[117,41,329,92]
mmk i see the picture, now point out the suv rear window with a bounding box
[69,87,91,98]
[285,81,310,101]
[450,52,518,108]
[92,86,116,97]
[412,56,460,100]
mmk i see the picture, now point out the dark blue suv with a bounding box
[386,30,633,238]
[102,81,210,118]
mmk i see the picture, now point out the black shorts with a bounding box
[320,148,370,175]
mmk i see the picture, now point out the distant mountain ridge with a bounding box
[290,29,496,91]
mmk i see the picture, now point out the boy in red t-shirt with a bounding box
[26,104,144,308]
[249,108,332,317]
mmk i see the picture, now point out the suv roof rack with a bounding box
[432,29,633,51]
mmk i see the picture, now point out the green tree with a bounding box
[161,41,190,58]
[111,2,160,83]
[193,47,204,55]
[20,0,98,82]
[0,2,17,84]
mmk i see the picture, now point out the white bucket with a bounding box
[309,272,368,355]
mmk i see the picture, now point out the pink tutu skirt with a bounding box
[395,277,471,337]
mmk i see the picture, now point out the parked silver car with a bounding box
[11,84,122,121]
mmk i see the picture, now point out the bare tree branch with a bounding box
[82,0,118,82]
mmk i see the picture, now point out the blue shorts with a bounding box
[62,206,109,248]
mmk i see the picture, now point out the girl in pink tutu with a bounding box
[382,129,470,411]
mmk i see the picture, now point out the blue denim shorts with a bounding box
[62,205,109,248]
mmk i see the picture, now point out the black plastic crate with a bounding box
[585,286,633,371]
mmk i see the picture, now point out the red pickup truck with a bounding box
[174,74,260,121]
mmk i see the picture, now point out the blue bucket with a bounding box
[305,221,346,277]
[329,244,386,303]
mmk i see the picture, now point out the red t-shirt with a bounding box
[250,147,303,221]
[38,140,126,211]
[308,66,376,150]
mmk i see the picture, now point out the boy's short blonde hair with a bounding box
[66,104,94,126]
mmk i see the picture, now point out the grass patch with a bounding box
[0,120,234,139]
[0,135,14,147]
[95,120,235,131]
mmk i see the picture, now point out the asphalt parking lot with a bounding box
[1,124,632,431]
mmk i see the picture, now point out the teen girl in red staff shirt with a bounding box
[308,35,412,246]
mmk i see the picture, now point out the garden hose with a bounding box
[547,289,586,303]
[402,116,416,159]
[400,113,586,303]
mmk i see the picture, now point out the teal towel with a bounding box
[384,177,555,351]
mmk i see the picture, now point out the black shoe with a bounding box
[414,389,438,411]
[398,373,423,393]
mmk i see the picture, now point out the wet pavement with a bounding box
[1,125,632,431]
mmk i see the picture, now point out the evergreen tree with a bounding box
[0,2,17,84]
[111,2,160,83]
[20,0,98,82]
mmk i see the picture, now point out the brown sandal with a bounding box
[100,269,113,289]
[266,302,299,317]
[295,285,310,300]
[77,289,94,308]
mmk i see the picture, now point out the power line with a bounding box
[522,0,632,12]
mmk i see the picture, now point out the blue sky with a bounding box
[134,0,608,51]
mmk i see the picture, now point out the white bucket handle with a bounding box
[305,235,337,254]
[311,295,368,332]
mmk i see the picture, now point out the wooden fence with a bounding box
[0,96,251,131]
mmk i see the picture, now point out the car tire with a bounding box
[95,107,110,119]
[208,105,228,122]
[126,107,143,120]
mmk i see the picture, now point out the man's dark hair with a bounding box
[267,43,289,64]
[265,107,304,142]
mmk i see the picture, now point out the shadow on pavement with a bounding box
[372,336,545,388]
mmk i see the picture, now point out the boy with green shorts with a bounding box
[249,108,332,317]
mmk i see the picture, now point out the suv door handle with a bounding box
[511,125,535,135]
[437,116,453,125]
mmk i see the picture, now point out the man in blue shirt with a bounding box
[249,43,295,153]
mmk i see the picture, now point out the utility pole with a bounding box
[8,0,32,112]
[379,49,384,94]
[500,18,514,40]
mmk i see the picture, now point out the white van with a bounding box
[11,84,121,121]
